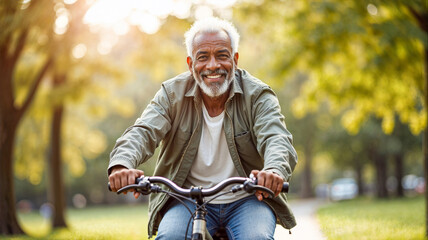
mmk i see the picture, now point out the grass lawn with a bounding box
[317,196,426,240]
[1,204,151,240]
[3,197,426,239]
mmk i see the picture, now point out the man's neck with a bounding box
[201,90,229,117]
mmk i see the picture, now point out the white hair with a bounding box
[184,17,240,58]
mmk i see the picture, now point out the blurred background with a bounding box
[0,0,426,239]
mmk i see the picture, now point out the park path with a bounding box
[274,198,327,240]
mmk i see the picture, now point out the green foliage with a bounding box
[14,68,137,183]
[127,17,190,82]
[238,0,427,135]
[14,103,50,185]
[317,196,425,240]
[11,0,142,184]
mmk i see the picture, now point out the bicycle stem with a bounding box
[192,208,207,240]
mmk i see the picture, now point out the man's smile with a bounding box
[206,74,222,79]
[200,69,228,84]
[203,74,226,83]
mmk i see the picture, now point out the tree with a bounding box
[45,0,87,228]
[239,0,427,233]
[0,0,54,234]
[2,0,130,233]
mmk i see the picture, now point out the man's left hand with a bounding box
[251,170,284,201]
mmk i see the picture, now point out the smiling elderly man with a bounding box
[108,17,298,240]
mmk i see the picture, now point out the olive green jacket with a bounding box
[108,69,298,238]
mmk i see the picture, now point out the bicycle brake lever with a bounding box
[243,181,275,199]
[117,184,140,194]
[252,185,275,199]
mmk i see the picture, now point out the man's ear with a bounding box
[187,56,193,73]
[234,52,239,66]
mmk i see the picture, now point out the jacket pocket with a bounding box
[160,129,192,170]
[234,131,263,172]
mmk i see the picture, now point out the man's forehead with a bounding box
[192,30,232,52]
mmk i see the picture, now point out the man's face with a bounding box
[187,31,238,98]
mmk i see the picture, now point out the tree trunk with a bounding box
[394,154,404,197]
[300,138,313,198]
[374,153,388,198]
[0,45,24,234]
[355,160,364,196]
[48,74,67,228]
[0,57,51,235]
[0,116,24,235]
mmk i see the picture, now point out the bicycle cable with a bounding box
[159,190,195,215]
[184,189,235,240]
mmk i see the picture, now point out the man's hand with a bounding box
[251,170,284,201]
[108,165,144,199]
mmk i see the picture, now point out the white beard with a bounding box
[192,63,235,98]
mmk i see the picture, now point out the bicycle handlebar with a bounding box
[108,176,289,199]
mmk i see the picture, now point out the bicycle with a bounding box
[109,175,289,240]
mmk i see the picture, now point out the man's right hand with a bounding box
[108,165,144,199]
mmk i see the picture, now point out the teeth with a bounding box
[206,75,221,79]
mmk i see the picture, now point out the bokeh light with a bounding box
[367,4,378,16]
[83,0,237,34]
[72,43,87,59]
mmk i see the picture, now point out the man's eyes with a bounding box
[197,54,230,61]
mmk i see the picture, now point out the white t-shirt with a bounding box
[185,103,250,204]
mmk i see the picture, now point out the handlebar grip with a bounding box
[108,176,144,192]
[253,177,289,194]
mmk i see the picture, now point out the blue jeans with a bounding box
[155,195,276,240]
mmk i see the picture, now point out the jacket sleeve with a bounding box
[108,85,172,175]
[252,86,298,181]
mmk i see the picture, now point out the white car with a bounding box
[330,178,358,201]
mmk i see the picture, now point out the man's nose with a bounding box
[206,55,220,71]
